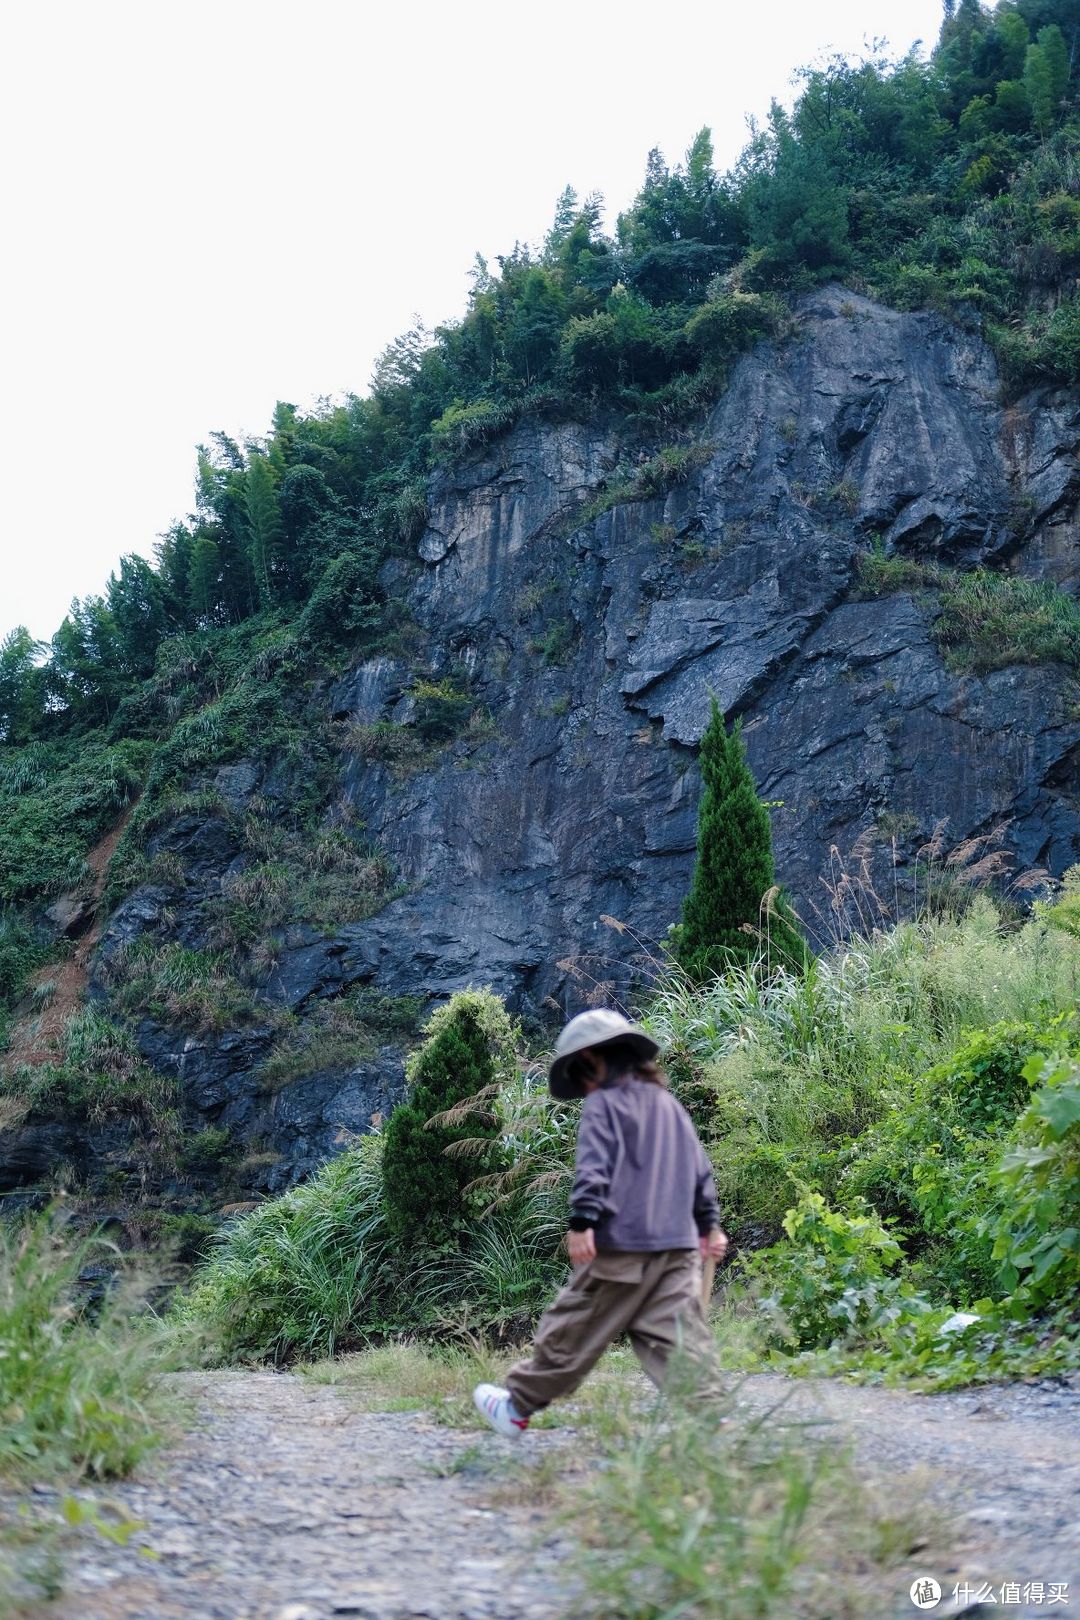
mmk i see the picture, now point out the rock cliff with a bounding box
[331,285,1080,1005]
[6,285,1080,1200]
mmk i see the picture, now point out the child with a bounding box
[474,1008,728,1437]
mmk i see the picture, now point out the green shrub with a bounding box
[181,1054,570,1360]
[838,1020,1065,1302]
[535,620,575,667]
[921,1020,1050,1132]
[177,1126,234,1173]
[298,549,384,652]
[989,1052,1080,1310]
[0,913,51,1045]
[156,1211,220,1264]
[0,738,150,904]
[649,902,1080,1265]
[747,1190,927,1352]
[430,398,518,460]
[345,720,431,771]
[673,698,806,981]
[411,678,472,743]
[381,988,516,1246]
[682,290,782,362]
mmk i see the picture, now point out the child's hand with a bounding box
[566,1228,596,1267]
[700,1228,729,1263]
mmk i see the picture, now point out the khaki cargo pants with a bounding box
[506,1247,722,1417]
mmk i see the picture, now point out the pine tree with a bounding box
[381,989,514,1246]
[675,698,806,981]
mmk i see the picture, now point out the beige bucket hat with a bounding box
[548,1008,660,1100]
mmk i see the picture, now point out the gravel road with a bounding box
[13,1367,1080,1620]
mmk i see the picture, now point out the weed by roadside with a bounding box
[560,1377,947,1620]
[0,1214,175,1484]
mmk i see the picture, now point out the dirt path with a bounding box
[21,1369,1080,1620]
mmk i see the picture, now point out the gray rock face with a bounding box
[21,285,1077,1200]
[339,287,1079,1014]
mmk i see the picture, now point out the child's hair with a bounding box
[569,1038,667,1088]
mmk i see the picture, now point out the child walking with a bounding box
[474,1009,728,1437]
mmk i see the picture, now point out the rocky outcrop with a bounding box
[336,287,1079,1008]
[8,286,1079,1202]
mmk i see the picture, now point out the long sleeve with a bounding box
[692,1139,720,1234]
[568,1094,616,1230]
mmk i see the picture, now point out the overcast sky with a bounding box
[1,0,944,645]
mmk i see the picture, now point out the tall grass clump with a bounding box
[644,899,1080,1243]
[0,1214,170,1482]
[181,1063,578,1360]
[0,1006,180,1131]
[177,1133,394,1363]
[935,571,1080,674]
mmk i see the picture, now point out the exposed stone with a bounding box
[45,895,95,938]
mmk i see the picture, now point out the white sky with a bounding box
[1,0,944,645]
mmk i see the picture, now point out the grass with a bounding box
[854,551,1080,676]
[98,939,266,1035]
[175,1133,393,1363]
[257,987,421,1092]
[0,1215,177,1615]
[0,1214,173,1483]
[577,442,713,526]
[0,736,150,907]
[644,899,1080,1244]
[936,570,1080,675]
[301,1341,507,1424]
[0,1006,180,1133]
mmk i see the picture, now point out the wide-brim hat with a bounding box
[548,1008,660,1100]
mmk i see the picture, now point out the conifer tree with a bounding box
[675,698,805,981]
[381,989,514,1247]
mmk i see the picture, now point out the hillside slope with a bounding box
[2,286,1079,1212]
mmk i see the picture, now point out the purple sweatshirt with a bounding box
[567,1075,720,1251]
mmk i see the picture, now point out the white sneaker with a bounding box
[473,1383,530,1438]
